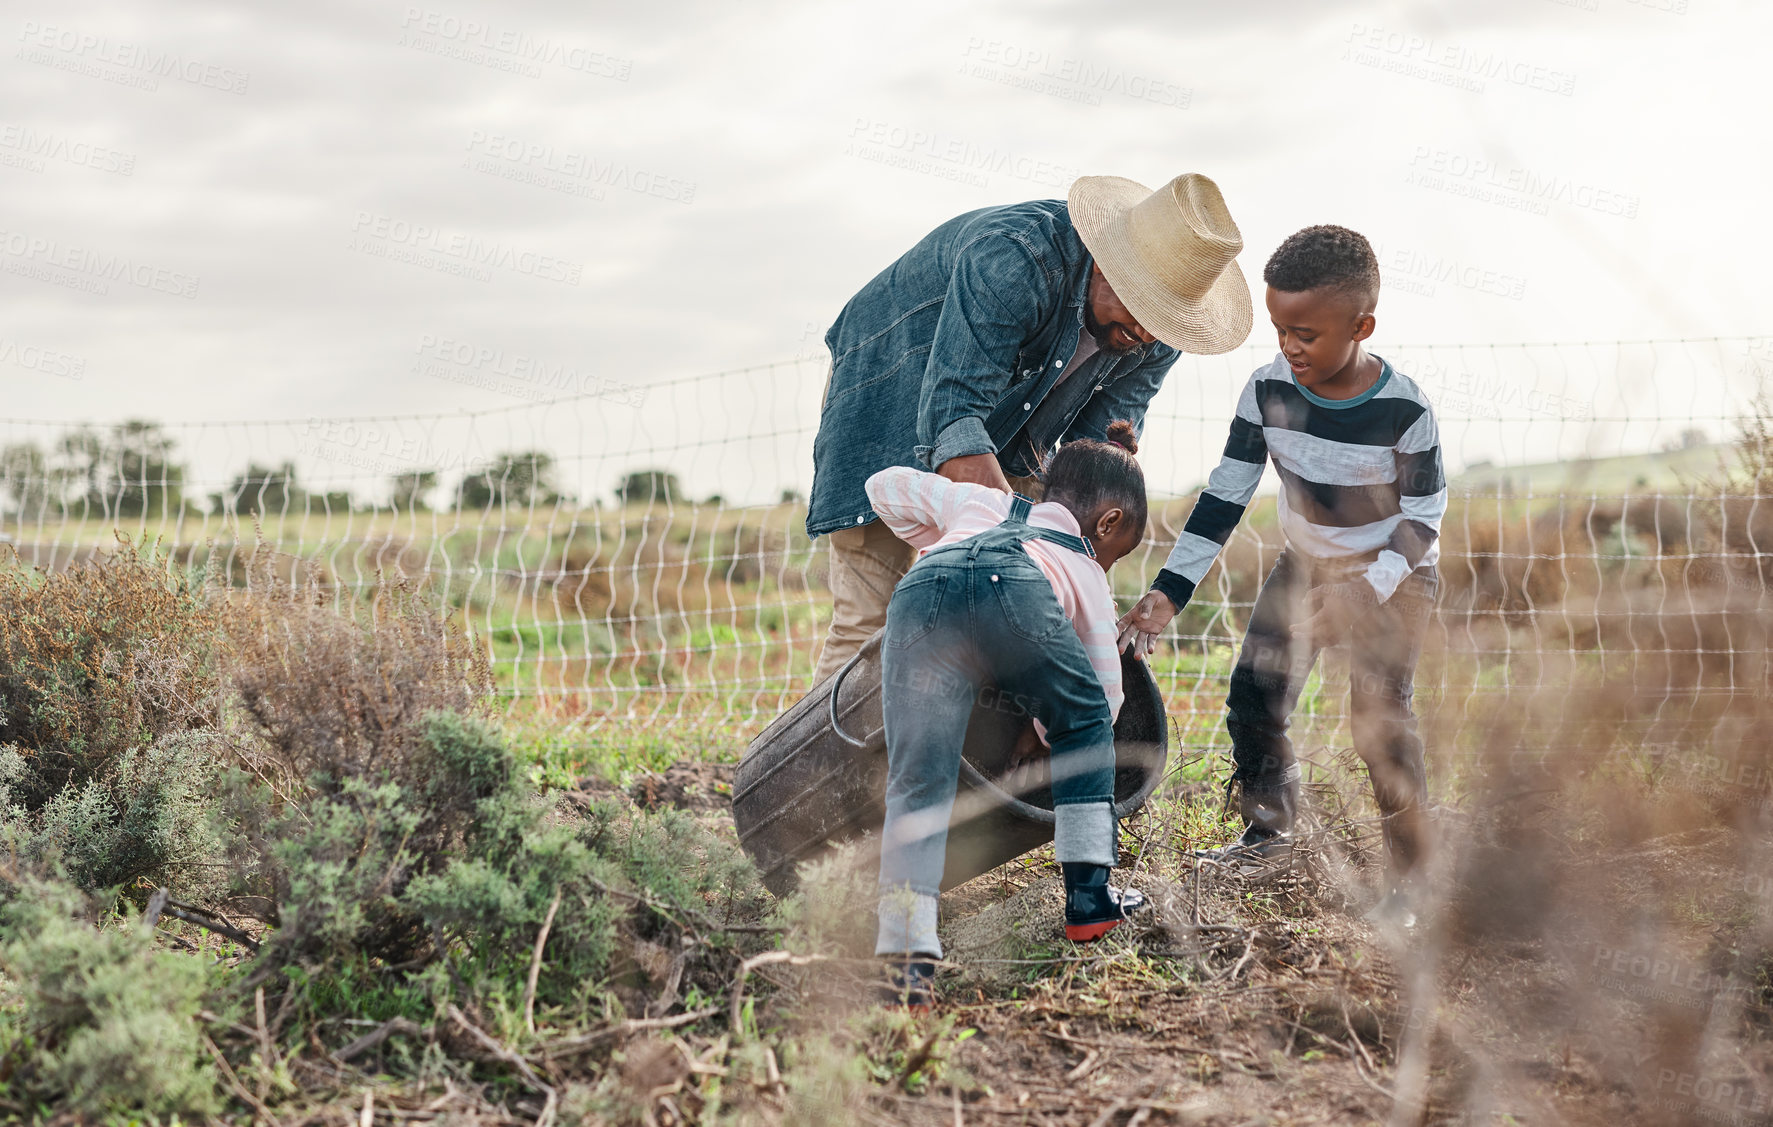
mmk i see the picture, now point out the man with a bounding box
[807,173,1254,683]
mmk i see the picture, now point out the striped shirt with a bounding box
[1153,353,1447,608]
[865,467,1123,721]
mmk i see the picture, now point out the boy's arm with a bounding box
[1154,375,1269,601]
[1362,406,1446,600]
[1117,376,1266,653]
[864,466,998,550]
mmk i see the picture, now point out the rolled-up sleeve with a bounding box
[925,416,996,470]
[914,234,1052,470]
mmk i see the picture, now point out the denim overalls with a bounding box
[876,496,1119,958]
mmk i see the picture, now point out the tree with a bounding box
[457,451,561,509]
[49,421,185,519]
[51,428,105,518]
[614,469,682,506]
[103,420,186,517]
[390,469,439,512]
[0,442,51,520]
[213,462,300,517]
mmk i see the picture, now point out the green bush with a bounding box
[256,709,770,1022]
[0,880,219,1118]
[234,711,521,970]
[3,733,230,899]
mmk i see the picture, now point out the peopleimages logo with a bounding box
[1406,146,1639,219]
[413,334,646,407]
[297,419,469,475]
[397,8,631,81]
[15,22,249,94]
[0,337,85,380]
[1382,246,1528,301]
[347,213,583,287]
[463,132,696,204]
[843,118,1080,190]
[0,229,200,298]
[957,37,1192,109]
[1343,23,1576,97]
[0,124,135,175]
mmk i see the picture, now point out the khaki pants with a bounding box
[812,474,1047,685]
[814,520,917,684]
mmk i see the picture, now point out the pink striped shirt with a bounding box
[864,467,1123,721]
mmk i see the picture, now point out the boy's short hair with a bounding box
[1263,225,1380,309]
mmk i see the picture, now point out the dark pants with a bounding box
[1226,549,1437,872]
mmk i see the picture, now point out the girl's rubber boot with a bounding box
[879,957,938,1012]
[1062,863,1147,942]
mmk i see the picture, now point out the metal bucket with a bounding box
[732,630,1169,896]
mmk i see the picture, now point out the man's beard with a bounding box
[1083,304,1133,355]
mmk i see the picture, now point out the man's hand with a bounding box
[1116,590,1178,660]
[1290,580,1381,646]
[1009,720,1048,768]
[936,452,1012,494]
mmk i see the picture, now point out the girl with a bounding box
[866,421,1149,1006]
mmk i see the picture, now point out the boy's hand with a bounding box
[936,453,1012,494]
[1291,580,1381,645]
[1116,590,1178,659]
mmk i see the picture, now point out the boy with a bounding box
[1117,226,1445,916]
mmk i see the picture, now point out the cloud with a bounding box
[0,0,1762,501]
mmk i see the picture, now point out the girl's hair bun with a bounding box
[1104,419,1139,456]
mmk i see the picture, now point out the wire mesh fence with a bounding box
[3,336,1770,753]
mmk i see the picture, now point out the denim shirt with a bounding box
[805,199,1179,538]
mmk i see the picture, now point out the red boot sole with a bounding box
[1065,919,1123,942]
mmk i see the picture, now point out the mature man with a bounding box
[806,173,1253,683]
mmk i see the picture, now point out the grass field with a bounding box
[4,446,1773,1123]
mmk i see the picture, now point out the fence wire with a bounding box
[3,337,1770,755]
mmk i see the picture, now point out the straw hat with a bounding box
[1068,173,1252,355]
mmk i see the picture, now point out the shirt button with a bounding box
[1022,402,1031,411]
[1054,360,1063,368]
[991,575,999,582]
[856,516,865,524]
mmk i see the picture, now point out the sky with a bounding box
[1,0,1767,504]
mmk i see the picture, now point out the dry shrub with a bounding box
[1392,595,1773,1122]
[0,541,234,902]
[224,548,491,794]
[0,538,224,807]
[219,550,496,962]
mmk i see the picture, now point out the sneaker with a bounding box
[1363,884,1421,932]
[879,957,938,1010]
[1062,862,1148,942]
[1194,825,1293,867]
[1064,885,1148,942]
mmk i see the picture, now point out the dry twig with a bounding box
[543,1008,719,1057]
[333,1017,434,1064]
[728,951,832,1037]
[446,1005,553,1119]
[523,888,563,1034]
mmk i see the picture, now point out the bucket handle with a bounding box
[828,649,884,750]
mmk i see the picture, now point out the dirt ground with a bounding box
[632,760,1773,1127]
